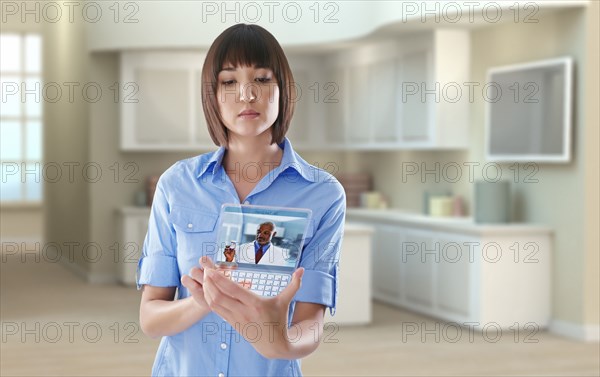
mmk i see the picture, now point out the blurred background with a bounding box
[1,1,598,375]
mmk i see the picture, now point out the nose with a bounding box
[240,82,257,103]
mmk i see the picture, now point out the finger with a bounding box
[181,274,202,293]
[204,269,248,301]
[199,256,216,270]
[203,271,244,318]
[278,267,304,302]
[206,268,259,304]
[202,280,235,323]
[189,267,204,283]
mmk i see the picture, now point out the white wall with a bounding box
[41,7,92,275]
[582,0,599,331]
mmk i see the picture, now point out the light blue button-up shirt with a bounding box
[137,137,346,377]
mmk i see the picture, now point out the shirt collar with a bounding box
[196,137,317,183]
[195,143,226,178]
[254,240,271,251]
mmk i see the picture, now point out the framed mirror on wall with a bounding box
[485,56,573,163]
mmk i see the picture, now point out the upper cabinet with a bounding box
[120,51,214,151]
[120,30,469,151]
[291,29,470,150]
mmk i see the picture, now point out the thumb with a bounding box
[279,267,304,302]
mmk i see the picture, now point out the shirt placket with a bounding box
[213,318,233,377]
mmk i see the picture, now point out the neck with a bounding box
[223,132,283,173]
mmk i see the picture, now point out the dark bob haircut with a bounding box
[201,24,295,147]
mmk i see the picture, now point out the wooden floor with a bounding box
[1,251,598,376]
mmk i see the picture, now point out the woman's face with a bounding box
[216,64,280,141]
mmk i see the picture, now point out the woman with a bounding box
[137,24,346,376]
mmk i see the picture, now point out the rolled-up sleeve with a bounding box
[294,186,346,315]
[136,176,180,289]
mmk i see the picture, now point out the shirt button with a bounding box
[243,200,250,205]
[220,342,227,350]
[218,373,225,377]
[187,223,193,229]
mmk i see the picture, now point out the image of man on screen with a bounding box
[238,222,289,266]
[223,241,237,263]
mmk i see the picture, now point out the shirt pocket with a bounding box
[169,205,220,266]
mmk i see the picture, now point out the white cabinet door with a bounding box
[435,236,473,320]
[370,58,398,143]
[347,64,371,144]
[371,224,402,304]
[398,49,432,143]
[121,52,209,151]
[402,230,435,309]
[324,68,347,145]
[327,228,373,325]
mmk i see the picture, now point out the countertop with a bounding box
[346,208,553,236]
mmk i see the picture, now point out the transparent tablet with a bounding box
[214,204,313,296]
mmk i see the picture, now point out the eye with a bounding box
[256,77,272,83]
[221,80,235,86]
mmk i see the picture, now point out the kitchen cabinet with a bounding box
[120,51,213,151]
[371,224,403,303]
[421,29,471,148]
[396,29,470,149]
[119,30,468,151]
[398,48,432,142]
[436,235,472,318]
[403,230,436,310]
[347,64,371,144]
[323,67,347,145]
[116,207,149,285]
[370,58,399,143]
[120,50,324,151]
[325,223,374,325]
[294,29,469,150]
[347,209,552,329]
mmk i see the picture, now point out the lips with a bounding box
[239,109,259,116]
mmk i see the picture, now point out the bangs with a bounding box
[214,25,279,73]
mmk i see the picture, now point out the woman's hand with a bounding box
[199,256,304,359]
[180,258,213,311]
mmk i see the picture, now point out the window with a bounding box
[1,33,43,203]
